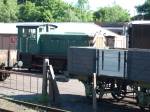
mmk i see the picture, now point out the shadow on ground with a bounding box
[5,93,146,112]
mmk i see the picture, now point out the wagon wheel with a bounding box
[96,83,105,99]
[111,84,126,101]
[111,88,126,101]
[84,83,93,98]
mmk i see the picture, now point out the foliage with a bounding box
[63,6,93,22]
[0,0,131,22]
[18,1,43,22]
[76,0,89,10]
[93,5,130,23]
[0,0,18,22]
[136,0,150,19]
[0,0,93,22]
[136,0,150,14]
[18,0,93,22]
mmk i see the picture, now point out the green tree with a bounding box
[93,5,130,23]
[136,0,150,19]
[76,0,89,10]
[136,0,150,14]
[18,0,93,22]
[0,0,18,22]
[18,1,41,21]
[74,8,93,22]
[74,0,92,22]
[18,0,71,22]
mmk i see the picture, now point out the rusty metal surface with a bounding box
[0,50,17,67]
[0,50,8,65]
[0,35,17,49]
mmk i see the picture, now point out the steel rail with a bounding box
[1,97,68,112]
[0,107,14,112]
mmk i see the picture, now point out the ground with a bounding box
[0,76,146,112]
[0,98,36,112]
[0,73,147,112]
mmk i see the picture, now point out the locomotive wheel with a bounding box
[111,87,126,101]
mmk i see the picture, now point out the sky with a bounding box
[64,0,146,16]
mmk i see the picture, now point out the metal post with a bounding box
[37,77,39,94]
[49,65,60,105]
[93,49,98,112]
[93,73,97,112]
[42,58,49,96]
[23,74,24,91]
[7,49,10,67]
[30,74,31,92]
[48,65,54,103]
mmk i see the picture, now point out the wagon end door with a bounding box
[98,49,127,78]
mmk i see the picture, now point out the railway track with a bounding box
[1,97,68,112]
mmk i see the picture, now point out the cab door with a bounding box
[23,28,38,54]
[27,28,38,54]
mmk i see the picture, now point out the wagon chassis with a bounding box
[77,75,150,111]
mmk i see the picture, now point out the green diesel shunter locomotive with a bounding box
[17,23,98,72]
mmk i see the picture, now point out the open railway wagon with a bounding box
[68,47,150,110]
[127,21,150,49]
[16,23,126,72]
[0,23,17,80]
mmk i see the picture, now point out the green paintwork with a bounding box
[17,24,91,71]
[17,26,39,54]
[17,25,91,57]
[39,34,90,57]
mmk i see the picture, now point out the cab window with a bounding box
[22,28,36,38]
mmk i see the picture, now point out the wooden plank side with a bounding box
[68,47,96,76]
[68,47,126,78]
[127,49,150,83]
[98,50,125,78]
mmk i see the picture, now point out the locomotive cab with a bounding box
[16,23,57,69]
